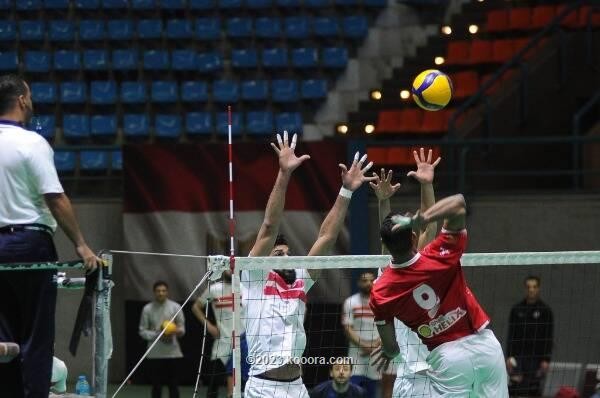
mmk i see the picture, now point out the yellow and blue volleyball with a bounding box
[411,69,453,111]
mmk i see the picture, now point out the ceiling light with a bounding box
[337,124,348,134]
[434,56,445,65]
[441,26,452,35]
[370,90,382,100]
[400,90,410,100]
[365,124,375,134]
[468,24,479,34]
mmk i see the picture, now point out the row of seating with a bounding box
[0,16,369,41]
[54,149,121,172]
[367,146,442,166]
[375,109,453,134]
[32,79,328,104]
[1,0,386,11]
[486,5,599,33]
[445,37,545,66]
[37,111,304,138]
[0,47,349,71]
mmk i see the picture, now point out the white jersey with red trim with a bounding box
[241,269,315,376]
[342,293,380,379]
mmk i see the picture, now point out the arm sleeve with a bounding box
[26,138,64,194]
[369,280,395,326]
[341,297,353,326]
[139,306,158,341]
[421,228,468,267]
[506,306,516,356]
[543,307,554,360]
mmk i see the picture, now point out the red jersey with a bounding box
[369,229,489,350]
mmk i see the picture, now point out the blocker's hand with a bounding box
[407,147,441,185]
[340,152,377,192]
[271,131,310,174]
[370,168,401,201]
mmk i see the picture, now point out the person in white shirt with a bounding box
[0,74,100,398]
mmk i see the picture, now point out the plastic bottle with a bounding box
[75,374,90,395]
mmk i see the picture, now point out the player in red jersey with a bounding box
[369,194,508,397]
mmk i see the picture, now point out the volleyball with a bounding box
[411,69,453,111]
[161,321,177,335]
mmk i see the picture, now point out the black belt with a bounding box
[253,373,301,383]
[0,223,53,235]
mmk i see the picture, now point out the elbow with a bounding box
[454,194,467,215]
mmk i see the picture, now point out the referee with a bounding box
[0,74,100,397]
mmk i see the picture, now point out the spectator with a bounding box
[139,281,185,398]
[309,358,366,398]
[507,275,554,397]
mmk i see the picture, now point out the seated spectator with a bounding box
[309,358,366,398]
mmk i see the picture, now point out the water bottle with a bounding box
[75,374,90,396]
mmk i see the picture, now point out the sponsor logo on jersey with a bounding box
[417,307,467,338]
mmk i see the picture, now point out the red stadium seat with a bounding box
[451,71,479,99]
[387,147,413,165]
[469,40,493,64]
[446,41,470,65]
[396,109,422,132]
[421,109,450,133]
[557,5,579,28]
[508,8,531,31]
[376,110,403,133]
[578,6,600,28]
[492,39,515,63]
[486,9,509,33]
[367,147,388,164]
[531,5,556,30]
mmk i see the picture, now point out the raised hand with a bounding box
[270,131,311,174]
[407,148,441,185]
[369,168,401,201]
[339,152,377,192]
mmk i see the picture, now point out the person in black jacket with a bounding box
[506,275,554,397]
[309,358,366,398]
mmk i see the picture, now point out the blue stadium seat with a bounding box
[216,112,242,135]
[195,18,220,41]
[322,47,348,68]
[75,0,100,9]
[44,0,70,8]
[276,112,303,133]
[197,52,222,73]
[172,50,197,71]
[241,80,268,101]
[255,17,281,39]
[112,150,122,171]
[90,81,117,104]
[63,114,90,139]
[159,0,186,8]
[31,82,57,103]
[16,0,42,10]
[138,20,163,40]
[231,49,258,69]
[107,20,133,40]
[83,49,108,70]
[262,48,287,69]
[291,47,318,68]
[313,16,339,37]
[151,81,178,103]
[247,0,272,8]
[276,0,300,7]
[364,0,386,6]
[155,115,182,138]
[0,0,11,8]
[131,0,154,9]
[301,79,327,99]
[186,112,212,135]
[54,50,81,71]
[167,19,192,39]
[271,79,298,103]
[284,17,310,39]
[342,16,368,38]
[34,115,56,139]
[91,115,117,138]
[181,81,208,102]
[143,50,169,70]
[102,0,128,8]
[19,21,45,41]
[123,114,150,138]
[81,151,109,171]
[79,20,105,41]
[213,80,239,103]
[190,0,215,9]
[304,0,329,8]
[60,82,87,103]
[121,81,147,103]
[0,21,16,41]
[218,0,241,9]
[24,51,50,73]
[49,21,75,41]
[54,151,76,173]
[0,52,17,71]
[227,18,252,38]
[335,0,358,6]
[246,111,274,135]
[112,49,137,70]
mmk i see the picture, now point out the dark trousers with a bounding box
[509,356,543,397]
[0,229,58,398]
[147,358,181,398]
[206,359,227,398]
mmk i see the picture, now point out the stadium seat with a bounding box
[83,49,108,70]
[367,147,388,164]
[227,18,253,38]
[49,21,74,41]
[197,52,222,73]
[241,80,268,101]
[54,50,81,71]
[255,17,281,39]
[275,112,302,133]
[216,112,242,135]
[186,112,212,135]
[213,80,240,103]
[231,49,258,69]
[181,81,209,102]
[509,8,531,31]
[63,114,90,139]
[0,51,17,71]
[19,20,45,41]
[111,150,122,171]
[445,41,469,65]
[54,151,76,173]
[531,6,556,30]
[376,110,402,133]
[75,0,100,9]
[218,0,242,9]
[335,0,358,7]
[143,50,170,70]
[31,82,56,103]
[322,47,348,68]
[172,50,197,71]
[112,49,137,70]
[246,111,274,135]
[155,115,182,139]
[304,0,329,8]
[81,151,109,171]
[190,0,216,9]
[166,19,193,39]
[151,81,178,103]
[79,20,105,41]
[90,81,117,104]
[421,109,449,133]
[0,0,10,8]
[107,20,133,40]
[121,81,147,103]
[468,40,493,64]
[271,79,298,103]
[131,0,154,9]
[342,16,368,38]
[102,0,128,9]
[91,115,117,138]
[44,0,70,9]
[284,17,310,40]
[388,147,418,165]
[313,17,339,38]
[16,1,43,11]
[276,0,300,7]
[159,0,186,8]
[0,21,16,41]
[60,82,87,103]
[301,79,327,99]
[247,0,272,8]
[492,39,515,63]
[34,115,56,139]
[451,71,479,99]
[396,109,422,132]
[195,18,220,41]
[291,48,318,68]
[262,48,288,69]
[138,20,163,40]
[24,51,50,72]
[364,0,386,7]
[123,114,150,138]
[486,9,509,33]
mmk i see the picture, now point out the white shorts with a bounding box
[244,375,309,398]
[393,372,431,397]
[426,329,508,398]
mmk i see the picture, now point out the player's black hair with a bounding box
[380,212,414,260]
[524,275,541,286]
[360,270,377,278]
[153,280,169,290]
[274,234,288,247]
[0,75,27,115]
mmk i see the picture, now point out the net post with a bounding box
[94,251,114,398]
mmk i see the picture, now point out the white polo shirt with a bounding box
[0,121,63,231]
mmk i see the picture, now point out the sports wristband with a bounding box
[339,187,353,198]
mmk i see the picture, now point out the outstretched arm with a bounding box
[248,132,310,257]
[412,194,466,232]
[369,169,401,255]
